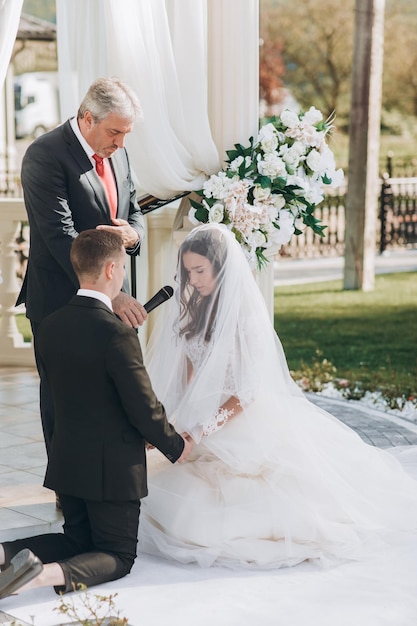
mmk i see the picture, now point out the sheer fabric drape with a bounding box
[0,0,23,86]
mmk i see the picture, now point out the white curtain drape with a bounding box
[56,0,221,198]
[0,0,23,87]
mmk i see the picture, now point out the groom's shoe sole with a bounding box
[0,549,43,599]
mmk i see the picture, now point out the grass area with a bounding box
[274,272,417,407]
[16,313,32,342]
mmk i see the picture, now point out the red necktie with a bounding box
[92,154,118,219]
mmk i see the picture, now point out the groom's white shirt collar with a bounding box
[77,289,113,312]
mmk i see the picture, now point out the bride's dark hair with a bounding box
[178,228,227,341]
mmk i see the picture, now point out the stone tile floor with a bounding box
[0,367,62,543]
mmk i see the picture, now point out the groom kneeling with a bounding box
[0,229,192,599]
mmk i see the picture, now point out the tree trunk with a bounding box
[343,0,385,291]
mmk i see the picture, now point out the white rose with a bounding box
[328,167,344,188]
[253,184,271,202]
[229,156,244,172]
[248,230,267,248]
[257,124,278,152]
[271,193,286,210]
[209,202,225,223]
[282,146,302,171]
[306,149,321,172]
[271,210,295,245]
[305,186,324,205]
[280,109,300,129]
[303,106,323,126]
[291,141,307,157]
[256,124,279,154]
[261,136,279,153]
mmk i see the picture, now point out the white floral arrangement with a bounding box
[189,107,344,269]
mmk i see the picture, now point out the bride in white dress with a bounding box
[140,222,417,570]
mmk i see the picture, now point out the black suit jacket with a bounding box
[37,296,184,502]
[17,120,145,322]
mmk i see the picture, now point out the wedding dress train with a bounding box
[140,392,417,569]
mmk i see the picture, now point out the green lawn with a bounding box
[16,314,32,342]
[274,272,417,406]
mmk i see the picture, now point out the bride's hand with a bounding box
[177,433,194,463]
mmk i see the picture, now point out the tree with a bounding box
[259,37,286,114]
[260,0,417,123]
[260,0,355,121]
[344,0,385,291]
[383,3,417,116]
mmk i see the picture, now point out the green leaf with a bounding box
[189,198,202,210]
[254,174,272,189]
[255,248,269,270]
[194,205,209,222]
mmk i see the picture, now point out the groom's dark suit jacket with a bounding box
[37,295,184,501]
[17,119,144,323]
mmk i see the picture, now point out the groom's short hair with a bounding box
[70,229,124,280]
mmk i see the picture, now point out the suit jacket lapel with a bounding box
[110,151,129,217]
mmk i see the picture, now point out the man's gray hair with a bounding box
[77,76,143,124]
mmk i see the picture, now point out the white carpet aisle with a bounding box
[2,539,417,626]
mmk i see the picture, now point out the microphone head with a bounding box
[144,285,174,313]
[162,285,174,299]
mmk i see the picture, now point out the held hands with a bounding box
[177,433,194,464]
[96,218,140,248]
[112,292,147,328]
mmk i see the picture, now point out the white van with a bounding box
[14,71,60,139]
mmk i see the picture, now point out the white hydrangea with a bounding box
[203,172,233,200]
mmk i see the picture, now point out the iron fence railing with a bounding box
[379,175,417,253]
[280,176,417,258]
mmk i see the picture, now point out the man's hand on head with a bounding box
[96,219,140,248]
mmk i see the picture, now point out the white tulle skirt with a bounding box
[139,393,417,570]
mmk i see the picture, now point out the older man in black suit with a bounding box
[17,76,147,456]
[0,230,193,599]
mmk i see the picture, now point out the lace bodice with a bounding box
[184,334,212,373]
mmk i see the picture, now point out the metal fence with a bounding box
[379,175,417,253]
[280,176,417,259]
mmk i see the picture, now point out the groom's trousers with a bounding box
[2,493,141,593]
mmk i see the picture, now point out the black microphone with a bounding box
[144,285,174,314]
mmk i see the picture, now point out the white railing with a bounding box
[0,197,35,366]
